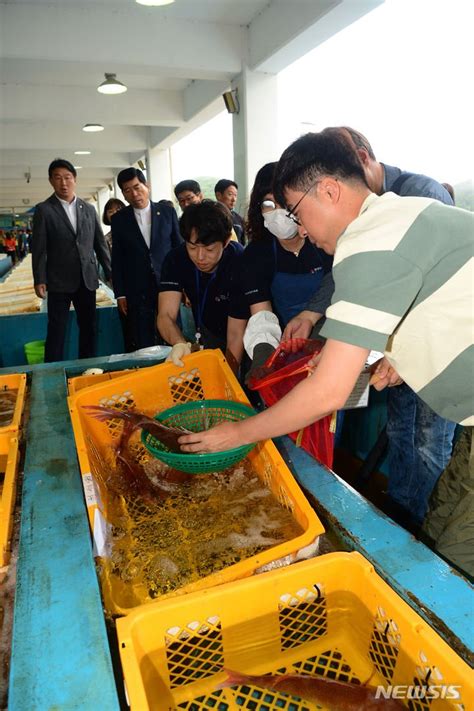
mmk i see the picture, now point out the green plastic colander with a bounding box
[141,399,257,474]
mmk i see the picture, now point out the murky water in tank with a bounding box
[0,390,17,427]
[90,441,303,610]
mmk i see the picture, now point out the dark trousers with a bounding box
[45,281,96,362]
[118,309,137,353]
[6,249,17,265]
[423,426,474,578]
[127,292,159,351]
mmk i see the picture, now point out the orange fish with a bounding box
[217,669,405,710]
[85,406,191,500]
[114,418,162,500]
[83,404,192,453]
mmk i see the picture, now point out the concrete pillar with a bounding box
[231,67,279,213]
[146,146,173,202]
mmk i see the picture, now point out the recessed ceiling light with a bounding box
[97,73,127,95]
[136,0,175,5]
[74,166,83,170]
[74,150,91,155]
[83,124,104,132]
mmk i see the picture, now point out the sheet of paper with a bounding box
[93,508,110,557]
[342,371,370,410]
[82,472,102,509]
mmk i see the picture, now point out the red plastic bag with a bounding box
[248,339,335,468]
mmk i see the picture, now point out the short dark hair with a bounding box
[48,158,76,178]
[102,198,125,226]
[214,178,238,195]
[274,131,367,207]
[179,199,233,246]
[174,179,201,198]
[117,168,147,190]
[332,126,377,160]
[246,162,277,242]
[157,199,176,209]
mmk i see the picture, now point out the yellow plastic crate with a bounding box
[67,369,131,396]
[0,435,19,566]
[117,552,473,711]
[68,350,324,616]
[0,373,27,437]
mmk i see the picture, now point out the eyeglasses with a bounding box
[286,180,319,225]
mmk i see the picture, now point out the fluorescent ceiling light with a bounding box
[97,73,127,95]
[74,166,83,170]
[74,150,91,155]
[83,124,104,132]
[136,0,175,5]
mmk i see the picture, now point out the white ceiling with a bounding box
[0,0,382,210]
[0,0,271,24]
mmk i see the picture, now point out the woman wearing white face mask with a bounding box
[240,162,333,369]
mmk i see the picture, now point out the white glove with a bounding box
[243,311,282,359]
[166,342,192,367]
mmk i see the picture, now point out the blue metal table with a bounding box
[5,356,473,709]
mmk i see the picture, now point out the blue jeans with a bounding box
[386,384,455,525]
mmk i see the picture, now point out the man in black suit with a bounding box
[111,168,182,350]
[32,158,111,362]
[214,178,246,245]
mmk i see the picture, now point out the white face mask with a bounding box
[263,208,298,240]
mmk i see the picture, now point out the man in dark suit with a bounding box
[111,168,182,350]
[214,178,246,245]
[32,158,111,362]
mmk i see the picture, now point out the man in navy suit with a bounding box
[32,158,111,362]
[111,168,182,350]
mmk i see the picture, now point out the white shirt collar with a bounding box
[133,201,152,248]
[56,194,77,206]
[133,201,151,217]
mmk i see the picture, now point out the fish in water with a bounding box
[217,670,405,710]
[84,404,193,495]
[88,412,171,501]
[83,404,192,453]
[113,417,160,499]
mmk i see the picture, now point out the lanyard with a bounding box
[194,268,216,344]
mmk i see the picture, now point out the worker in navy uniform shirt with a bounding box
[157,200,249,372]
[240,162,333,375]
[242,163,333,328]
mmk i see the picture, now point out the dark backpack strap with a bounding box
[389,171,415,195]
